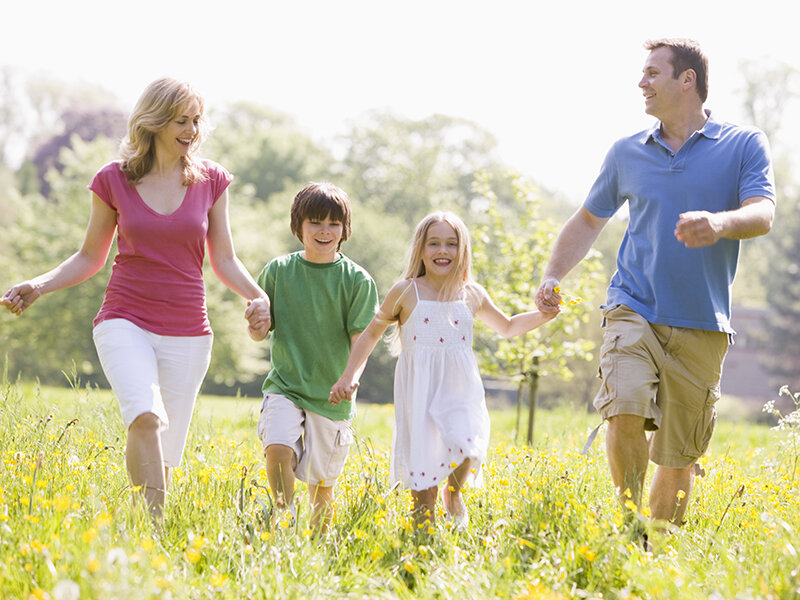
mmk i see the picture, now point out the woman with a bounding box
[1,78,271,519]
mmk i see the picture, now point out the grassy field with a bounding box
[1,380,799,599]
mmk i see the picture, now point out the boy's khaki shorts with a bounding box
[257,393,353,486]
[593,305,729,468]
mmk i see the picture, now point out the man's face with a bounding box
[638,46,684,119]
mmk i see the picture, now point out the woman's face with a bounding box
[153,99,201,160]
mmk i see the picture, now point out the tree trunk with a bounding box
[514,381,524,442]
[526,358,540,445]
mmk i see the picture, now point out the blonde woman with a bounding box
[1,78,270,519]
[330,211,557,527]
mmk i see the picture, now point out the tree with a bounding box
[204,102,332,203]
[338,111,503,222]
[0,136,118,386]
[471,172,605,444]
[744,61,800,392]
[31,107,127,197]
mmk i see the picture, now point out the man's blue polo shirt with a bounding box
[584,111,775,333]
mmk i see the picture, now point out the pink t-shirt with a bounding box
[88,159,233,336]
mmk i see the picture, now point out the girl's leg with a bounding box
[307,483,334,534]
[411,486,438,526]
[443,459,471,521]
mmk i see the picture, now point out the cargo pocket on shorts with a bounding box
[593,333,621,414]
[323,424,354,484]
[682,386,720,459]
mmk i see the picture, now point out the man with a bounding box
[535,38,775,526]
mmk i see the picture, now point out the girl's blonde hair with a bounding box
[119,77,208,185]
[403,211,474,299]
[387,212,476,355]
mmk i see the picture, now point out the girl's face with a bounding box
[421,220,459,279]
[154,99,201,161]
[301,215,343,263]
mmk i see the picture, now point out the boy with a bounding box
[248,182,378,534]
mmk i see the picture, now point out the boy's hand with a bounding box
[329,377,358,405]
[245,297,271,340]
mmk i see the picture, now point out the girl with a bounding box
[1,78,270,520]
[329,211,557,527]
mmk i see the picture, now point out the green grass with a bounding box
[2,381,799,599]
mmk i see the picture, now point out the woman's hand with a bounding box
[245,297,271,340]
[1,281,42,316]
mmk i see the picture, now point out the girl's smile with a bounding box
[422,221,459,278]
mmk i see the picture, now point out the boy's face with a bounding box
[300,215,344,263]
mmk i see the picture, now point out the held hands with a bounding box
[1,281,41,316]
[245,297,271,340]
[534,277,563,316]
[674,211,722,248]
[329,375,358,405]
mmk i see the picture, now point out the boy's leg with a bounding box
[298,412,353,533]
[266,444,298,511]
[307,483,334,534]
[257,394,304,520]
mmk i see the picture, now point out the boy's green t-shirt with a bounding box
[256,252,379,421]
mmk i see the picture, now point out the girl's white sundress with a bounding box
[391,280,491,491]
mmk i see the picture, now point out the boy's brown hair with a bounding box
[290,182,352,250]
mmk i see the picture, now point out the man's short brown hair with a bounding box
[645,38,709,102]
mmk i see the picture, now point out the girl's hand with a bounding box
[535,277,562,315]
[329,377,358,405]
[245,297,271,340]
[1,281,41,316]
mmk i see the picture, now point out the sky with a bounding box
[3,0,798,202]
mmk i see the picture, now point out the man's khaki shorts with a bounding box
[593,305,729,468]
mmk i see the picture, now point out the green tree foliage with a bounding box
[0,136,117,385]
[744,61,800,391]
[204,102,332,203]
[338,111,502,222]
[471,172,605,441]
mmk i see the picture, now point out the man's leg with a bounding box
[649,464,694,524]
[605,414,650,511]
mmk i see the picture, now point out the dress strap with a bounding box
[411,278,420,301]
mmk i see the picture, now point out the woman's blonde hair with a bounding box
[402,211,474,299]
[119,77,208,184]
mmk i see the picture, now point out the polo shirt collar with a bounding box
[643,109,723,144]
